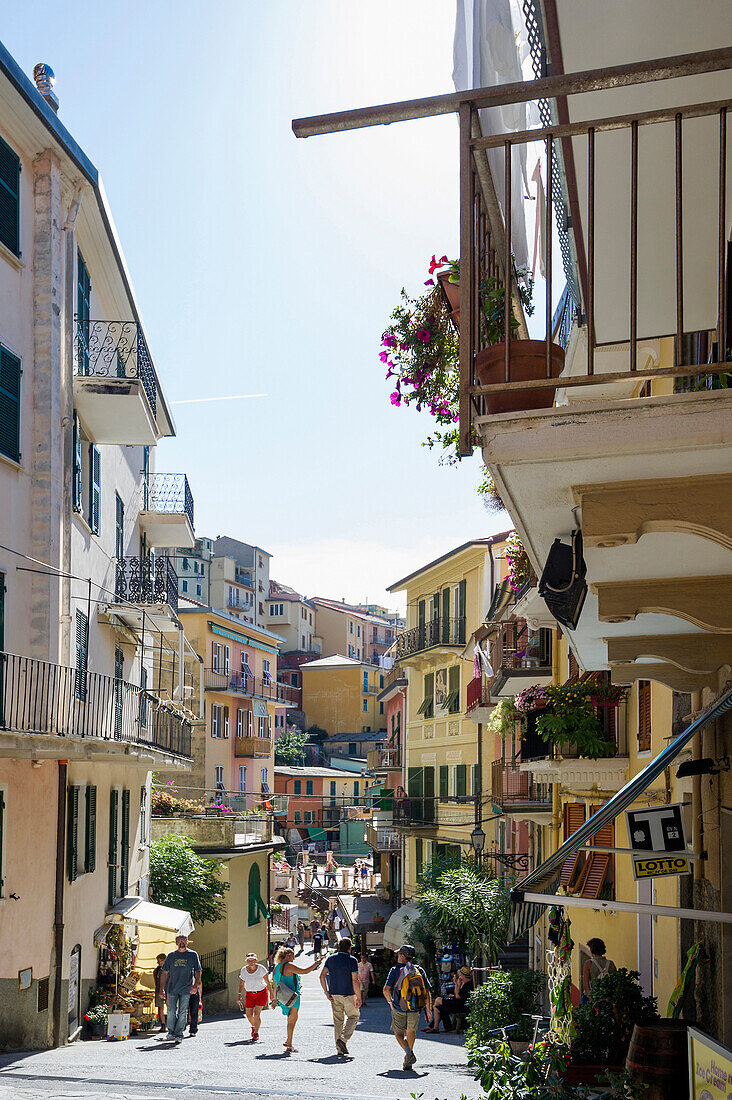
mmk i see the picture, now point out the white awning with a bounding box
[106,896,194,936]
[382,903,422,952]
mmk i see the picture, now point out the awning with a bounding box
[105,896,194,937]
[510,687,732,942]
[382,903,422,952]
[486,577,514,624]
[252,700,269,718]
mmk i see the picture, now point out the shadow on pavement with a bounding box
[377,1069,429,1080]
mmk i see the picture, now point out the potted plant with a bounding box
[505,531,531,592]
[514,685,551,715]
[569,968,659,1082]
[486,696,519,739]
[536,683,617,759]
[84,1003,109,1038]
[589,682,628,708]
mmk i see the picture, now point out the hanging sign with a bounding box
[688,1025,732,1099]
[626,802,690,880]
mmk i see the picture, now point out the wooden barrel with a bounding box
[625,1021,689,1099]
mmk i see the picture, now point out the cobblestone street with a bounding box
[0,967,479,1100]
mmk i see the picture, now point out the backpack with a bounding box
[398,966,428,1012]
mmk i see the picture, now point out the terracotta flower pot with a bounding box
[437,271,460,325]
[475,340,565,414]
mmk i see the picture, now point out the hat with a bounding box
[245,952,258,961]
[398,944,415,960]
[459,966,472,977]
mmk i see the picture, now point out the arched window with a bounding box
[248,862,261,926]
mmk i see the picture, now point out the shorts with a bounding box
[391,1006,420,1034]
[245,988,268,1009]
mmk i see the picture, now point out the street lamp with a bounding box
[470,825,486,858]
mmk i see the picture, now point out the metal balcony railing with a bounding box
[203,668,298,705]
[141,473,194,528]
[520,704,628,762]
[115,556,178,614]
[74,318,157,416]
[492,761,551,808]
[393,617,466,661]
[0,651,191,757]
[466,675,488,712]
[393,796,437,827]
[366,824,401,851]
[227,594,253,610]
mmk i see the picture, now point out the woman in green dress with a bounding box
[272,945,320,1052]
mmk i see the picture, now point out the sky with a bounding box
[4,1,512,610]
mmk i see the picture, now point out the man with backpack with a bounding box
[383,944,432,1070]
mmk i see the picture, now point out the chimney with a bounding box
[33,64,59,113]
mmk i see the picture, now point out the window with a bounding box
[119,790,130,896]
[417,672,434,719]
[379,702,384,715]
[258,715,267,737]
[306,780,313,796]
[357,624,361,638]
[247,710,253,736]
[215,765,224,789]
[439,765,449,800]
[294,810,302,824]
[262,659,271,683]
[380,674,384,688]
[275,714,284,729]
[348,742,357,755]
[138,784,147,847]
[222,706,230,738]
[196,584,202,597]
[237,708,244,736]
[200,564,205,577]
[77,251,91,373]
[349,621,353,634]
[291,673,298,686]
[638,680,651,752]
[211,704,221,738]
[294,780,301,795]
[182,557,189,571]
[270,602,284,617]
[241,651,253,676]
[212,642,222,672]
[261,767,268,788]
[223,645,230,674]
[363,671,369,692]
[182,580,188,593]
[354,781,359,798]
[74,610,88,702]
[455,764,467,799]
[0,135,20,256]
[115,494,124,559]
[0,345,21,464]
[415,837,424,877]
[114,646,124,740]
[239,766,247,793]
[67,785,80,882]
[304,810,315,824]
[363,698,368,713]
[108,789,118,906]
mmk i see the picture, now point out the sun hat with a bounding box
[459,966,472,977]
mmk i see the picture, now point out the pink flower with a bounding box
[385,367,394,379]
[379,351,389,363]
[424,279,435,286]
[390,391,401,406]
[382,334,397,348]
[428,254,450,275]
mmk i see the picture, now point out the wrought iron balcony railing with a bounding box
[0,651,191,757]
[74,318,157,416]
[520,704,628,762]
[492,761,551,808]
[393,796,437,827]
[141,473,194,528]
[115,555,178,614]
[393,617,466,661]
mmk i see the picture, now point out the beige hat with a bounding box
[459,966,472,977]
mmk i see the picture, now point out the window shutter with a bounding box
[237,708,243,736]
[114,646,124,740]
[455,764,466,798]
[223,706,229,738]
[448,664,460,713]
[139,784,147,845]
[0,345,21,463]
[120,790,130,896]
[108,789,118,906]
[247,709,252,736]
[415,837,424,877]
[248,863,261,926]
[67,785,79,882]
[75,610,88,702]
[0,136,20,256]
[439,765,448,799]
[559,802,585,887]
[85,785,97,873]
[457,580,467,642]
[472,763,479,795]
[638,681,651,751]
[224,645,230,673]
[578,852,612,899]
[0,788,4,895]
[89,445,101,534]
[72,413,82,512]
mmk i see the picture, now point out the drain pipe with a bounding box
[52,761,67,1047]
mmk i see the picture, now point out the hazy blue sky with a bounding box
[5,1,510,609]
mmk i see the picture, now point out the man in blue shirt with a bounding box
[159,935,202,1044]
[319,937,361,1056]
[383,945,432,1071]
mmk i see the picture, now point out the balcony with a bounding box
[234,735,271,758]
[139,474,195,548]
[393,617,466,662]
[73,319,159,445]
[227,594,253,611]
[0,651,191,761]
[366,823,401,851]
[114,556,179,631]
[203,669,298,705]
[491,761,551,816]
[393,796,437,828]
[519,706,629,790]
[488,625,553,698]
[366,746,401,772]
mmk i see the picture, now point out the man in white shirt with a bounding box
[236,953,274,1042]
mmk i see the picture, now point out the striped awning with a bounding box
[509,687,732,942]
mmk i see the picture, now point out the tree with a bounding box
[411,859,510,966]
[274,727,309,765]
[149,834,229,924]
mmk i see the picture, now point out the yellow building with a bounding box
[300,654,386,737]
[387,534,510,897]
[312,598,397,665]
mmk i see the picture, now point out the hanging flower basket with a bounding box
[514,685,551,715]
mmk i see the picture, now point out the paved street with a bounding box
[0,966,480,1100]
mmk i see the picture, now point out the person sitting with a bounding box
[424,966,473,1033]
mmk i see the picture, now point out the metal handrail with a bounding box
[74,318,157,416]
[141,473,194,529]
[115,555,178,614]
[394,617,466,660]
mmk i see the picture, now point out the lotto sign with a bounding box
[633,855,690,879]
[688,1026,732,1100]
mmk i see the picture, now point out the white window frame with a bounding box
[139,784,147,848]
[215,765,224,790]
[239,766,247,793]
[237,708,244,736]
[223,645,230,674]
[212,642,221,672]
[261,767,268,785]
[258,715,266,737]
[268,714,273,736]
[247,709,253,736]
[262,658,271,683]
[222,707,230,739]
[211,704,221,738]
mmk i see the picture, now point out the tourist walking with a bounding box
[296,919,306,954]
[309,916,321,953]
[312,926,323,961]
[236,952,274,1041]
[320,937,361,1056]
[152,953,167,1031]
[158,935,202,1045]
[352,860,361,892]
[321,924,330,953]
[582,937,616,1001]
[360,860,370,891]
[383,945,432,1071]
[357,953,374,1005]
[272,945,321,1053]
[325,855,337,887]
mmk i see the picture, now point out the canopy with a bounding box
[382,903,422,953]
[106,897,194,937]
[510,687,732,942]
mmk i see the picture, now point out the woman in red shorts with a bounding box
[236,952,274,1041]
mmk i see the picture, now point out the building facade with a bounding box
[300,654,387,737]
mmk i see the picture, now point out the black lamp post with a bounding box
[470,824,486,867]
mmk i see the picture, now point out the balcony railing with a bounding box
[379,665,406,692]
[393,617,466,661]
[393,796,437,827]
[235,735,272,758]
[366,824,401,851]
[520,705,628,762]
[227,594,253,610]
[141,473,194,528]
[0,651,191,757]
[203,668,298,704]
[115,556,178,614]
[466,675,488,712]
[492,761,551,808]
[74,318,157,416]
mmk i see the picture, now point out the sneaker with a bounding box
[173,1038,182,1045]
[252,1032,259,1042]
[403,1049,416,1069]
[188,1031,197,1037]
[336,1038,348,1055]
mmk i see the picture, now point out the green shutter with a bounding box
[72,413,82,512]
[120,790,130,896]
[0,346,21,463]
[423,767,434,799]
[407,767,423,799]
[140,666,147,728]
[85,785,97,873]
[442,587,450,642]
[0,787,5,895]
[457,580,467,644]
[89,445,101,534]
[448,664,461,713]
[418,600,425,630]
[472,764,479,796]
[67,785,79,882]
[75,610,88,702]
[456,764,467,798]
[114,646,124,740]
[77,252,91,374]
[108,789,118,906]
[248,863,261,926]
[415,837,424,877]
[439,765,449,800]
[0,136,20,256]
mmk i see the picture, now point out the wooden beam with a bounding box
[574,474,732,551]
[610,662,720,693]
[592,576,732,632]
[605,633,732,674]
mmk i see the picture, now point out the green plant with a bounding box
[274,727,310,765]
[477,469,506,514]
[570,968,659,1066]
[486,697,519,739]
[465,969,544,1044]
[505,531,531,592]
[84,1003,109,1026]
[411,862,510,965]
[149,834,230,924]
[536,683,616,758]
[469,1038,648,1099]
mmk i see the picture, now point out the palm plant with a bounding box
[411,862,510,964]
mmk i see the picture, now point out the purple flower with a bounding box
[400,342,408,351]
[382,334,397,348]
[424,279,435,286]
[379,351,389,363]
[385,367,394,379]
[390,391,401,406]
